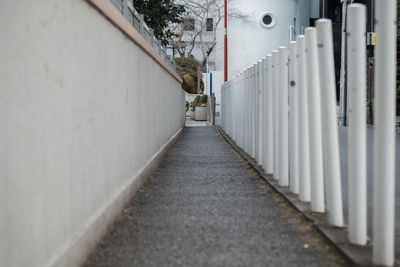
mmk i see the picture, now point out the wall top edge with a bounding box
[87,0,183,84]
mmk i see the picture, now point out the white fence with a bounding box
[221,2,397,266]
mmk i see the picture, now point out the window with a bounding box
[184,18,195,31]
[263,15,272,25]
[206,18,213,32]
[260,13,276,28]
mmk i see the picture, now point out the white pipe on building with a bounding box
[296,35,311,202]
[347,3,367,245]
[264,55,274,174]
[373,0,397,265]
[316,19,344,227]
[272,50,279,180]
[278,47,289,187]
[305,27,325,212]
[289,41,299,194]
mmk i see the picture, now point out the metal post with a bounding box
[264,55,274,174]
[296,35,311,202]
[139,14,145,35]
[373,0,397,265]
[289,42,299,194]
[278,47,289,187]
[305,27,325,213]
[197,66,201,94]
[272,50,279,180]
[122,0,129,19]
[316,19,344,227]
[210,72,213,98]
[347,4,367,245]
[150,30,155,47]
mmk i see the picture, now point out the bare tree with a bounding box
[169,0,250,66]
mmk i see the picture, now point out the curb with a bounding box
[216,125,380,267]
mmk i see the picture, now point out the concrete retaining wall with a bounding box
[0,1,185,266]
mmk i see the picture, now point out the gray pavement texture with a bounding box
[185,117,211,127]
[338,127,400,263]
[84,126,348,267]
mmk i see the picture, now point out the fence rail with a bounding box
[221,2,397,266]
[109,0,177,71]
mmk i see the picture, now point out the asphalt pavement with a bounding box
[84,126,348,267]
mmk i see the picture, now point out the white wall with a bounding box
[0,1,185,267]
[214,0,312,79]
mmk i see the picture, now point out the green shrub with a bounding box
[192,94,208,109]
[174,57,204,94]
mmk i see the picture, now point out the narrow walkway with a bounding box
[85,127,348,267]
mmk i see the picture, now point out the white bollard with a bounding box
[232,80,234,136]
[251,65,256,158]
[253,64,258,160]
[221,85,224,130]
[234,77,238,142]
[248,67,252,153]
[373,0,397,265]
[261,58,267,170]
[247,68,250,150]
[240,71,245,148]
[296,35,311,202]
[347,3,367,245]
[278,47,289,187]
[316,19,344,227]
[257,60,263,165]
[272,50,279,180]
[254,62,261,164]
[244,69,249,153]
[264,55,274,174]
[289,41,299,194]
[243,70,247,147]
[305,27,325,212]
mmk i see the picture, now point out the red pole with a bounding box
[224,0,228,82]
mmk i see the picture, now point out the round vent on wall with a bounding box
[260,13,276,28]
